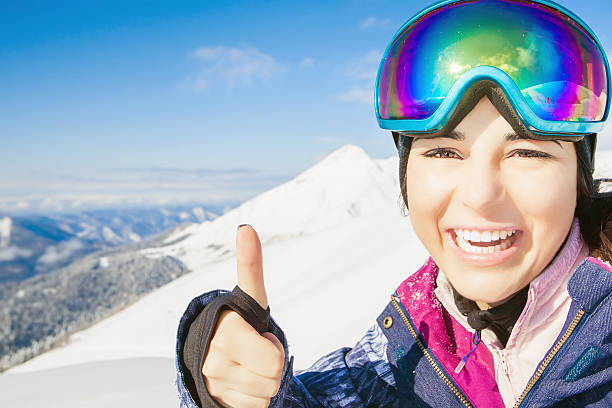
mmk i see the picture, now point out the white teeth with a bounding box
[455,228,516,243]
[458,236,467,251]
[453,228,517,254]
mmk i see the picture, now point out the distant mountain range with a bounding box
[0,205,221,285]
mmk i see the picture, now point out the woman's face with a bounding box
[406,96,577,306]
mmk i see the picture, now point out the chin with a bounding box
[447,268,520,305]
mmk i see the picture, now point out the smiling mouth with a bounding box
[452,229,519,254]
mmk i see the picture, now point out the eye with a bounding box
[423,148,462,159]
[508,149,552,159]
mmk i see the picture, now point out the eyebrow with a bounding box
[504,132,563,147]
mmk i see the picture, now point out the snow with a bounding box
[1,144,422,406]
[0,217,11,248]
[58,223,74,234]
[76,222,96,239]
[128,232,142,242]
[10,212,426,373]
[98,257,110,268]
[101,226,120,243]
[192,206,206,221]
[142,145,400,275]
[3,211,427,406]
[0,358,176,408]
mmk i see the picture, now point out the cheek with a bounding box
[405,160,452,245]
[504,160,577,266]
[504,163,577,222]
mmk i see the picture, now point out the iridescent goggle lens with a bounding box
[376,0,610,132]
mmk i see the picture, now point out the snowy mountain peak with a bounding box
[144,145,401,272]
[299,144,371,179]
[322,144,368,161]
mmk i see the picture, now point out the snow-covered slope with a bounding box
[9,211,426,374]
[143,144,401,274]
[0,358,177,408]
[8,145,416,374]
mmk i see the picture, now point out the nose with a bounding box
[456,156,505,213]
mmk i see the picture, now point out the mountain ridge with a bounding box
[142,145,399,273]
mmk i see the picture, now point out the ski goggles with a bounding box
[375,0,611,136]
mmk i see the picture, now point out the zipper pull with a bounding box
[455,329,481,374]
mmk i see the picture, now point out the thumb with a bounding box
[236,224,268,310]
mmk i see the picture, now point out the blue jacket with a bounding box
[175,257,612,407]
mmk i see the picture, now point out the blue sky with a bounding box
[1,0,611,213]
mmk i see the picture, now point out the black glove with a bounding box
[182,285,273,407]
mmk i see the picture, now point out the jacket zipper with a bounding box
[391,295,585,408]
[512,309,585,408]
[390,295,473,408]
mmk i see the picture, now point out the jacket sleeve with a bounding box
[176,290,398,407]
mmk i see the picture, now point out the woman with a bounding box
[176,0,612,406]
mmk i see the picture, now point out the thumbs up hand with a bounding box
[202,225,285,408]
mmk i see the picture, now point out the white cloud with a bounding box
[360,16,390,30]
[345,50,382,81]
[338,85,374,104]
[186,45,285,92]
[338,50,381,104]
[0,166,294,214]
[299,57,315,68]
